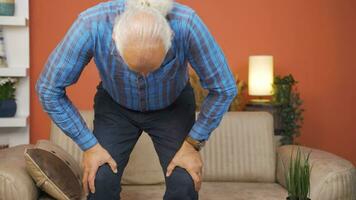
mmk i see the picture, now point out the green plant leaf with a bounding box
[284,147,312,199]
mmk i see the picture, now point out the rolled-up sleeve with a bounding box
[35,14,98,151]
[186,11,238,141]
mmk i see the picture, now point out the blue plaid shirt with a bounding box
[35,0,238,151]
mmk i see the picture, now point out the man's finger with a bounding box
[166,161,177,177]
[107,158,118,174]
[187,170,202,191]
[196,171,202,191]
[82,169,89,196]
[88,166,98,194]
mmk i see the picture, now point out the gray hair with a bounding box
[112,0,174,59]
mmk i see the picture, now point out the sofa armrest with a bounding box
[0,144,39,200]
[276,145,356,200]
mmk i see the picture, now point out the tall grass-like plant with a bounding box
[282,146,312,200]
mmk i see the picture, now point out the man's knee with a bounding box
[165,167,198,200]
[96,164,120,182]
[87,164,122,200]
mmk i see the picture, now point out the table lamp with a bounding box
[248,55,274,104]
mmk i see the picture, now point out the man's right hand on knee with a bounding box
[81,143,118,197]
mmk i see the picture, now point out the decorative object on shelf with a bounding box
[189,71,207,111]
[272,74,305,145]
[0,0,15,16]
[0,28,8,68]
[248,55,274,103]
[0,77,17,117]
[282,146,312,200]
[189,71,246,111]
[229,73,247,111]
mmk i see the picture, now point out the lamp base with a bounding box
[249,98,271,105]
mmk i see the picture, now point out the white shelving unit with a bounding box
[0,116,28,127]
[0,0,30,147]
[0,67,28,77]
[0,16,27,26]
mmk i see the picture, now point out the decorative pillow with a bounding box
[24,140,84,200]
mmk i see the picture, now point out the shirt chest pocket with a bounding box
[108,44,135,87]
[111,58,136,89]
[151,48,179,82]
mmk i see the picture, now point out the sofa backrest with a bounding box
[50,111,276,184]
[200,112,276,183]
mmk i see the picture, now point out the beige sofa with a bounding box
[0,111,355,200]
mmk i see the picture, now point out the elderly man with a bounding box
[35,0,237,199]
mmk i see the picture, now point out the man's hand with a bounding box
[166,140,203,191]
[82,143,118,196]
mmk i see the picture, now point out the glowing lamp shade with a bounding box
[248,56,274,96]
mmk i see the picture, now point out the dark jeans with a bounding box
[87,81,198,200]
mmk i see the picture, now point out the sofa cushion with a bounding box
[0,144,39,200]
[121,132,164,184]
[200,112,276,182]
[121,182,288,200]
[24,140,84,200]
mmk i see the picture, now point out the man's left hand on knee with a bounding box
[166,140,203,191]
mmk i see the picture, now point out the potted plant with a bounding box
[282,146,312,200]
[0,77,17,117]
[0,0,15,16]
[272,74,305,144]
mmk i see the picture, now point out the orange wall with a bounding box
[30,0,356,165]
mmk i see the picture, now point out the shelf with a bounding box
[0,16,27,26]
[0,116,28,127]
[0,67,28,77]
